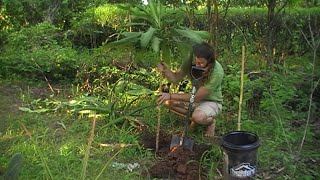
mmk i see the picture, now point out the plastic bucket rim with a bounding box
[221,131,260,151]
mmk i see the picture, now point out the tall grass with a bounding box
[20,123,53,180]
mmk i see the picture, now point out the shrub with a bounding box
[0,22,82,82]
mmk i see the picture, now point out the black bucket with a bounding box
[221,131,260,180]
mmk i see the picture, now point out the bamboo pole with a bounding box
[155,51,163,153]
[156,100,161,153]
[237,46,245,131]
[81,115,97,180]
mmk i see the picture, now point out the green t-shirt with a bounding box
[204,61,224,103]
[180,55,224,103]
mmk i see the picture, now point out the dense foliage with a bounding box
[0,0,319,179]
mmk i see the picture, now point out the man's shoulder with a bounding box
[214,61,224,74]
[215,60,222,68]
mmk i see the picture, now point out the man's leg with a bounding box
[204,117,216,137]
[164,100,200,131]
[164,100,188,116]
[191,110,216,136]
[192,101,222,137]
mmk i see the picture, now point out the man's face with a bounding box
[195,57,208,68]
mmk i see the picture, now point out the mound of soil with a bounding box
[139,131,214,180]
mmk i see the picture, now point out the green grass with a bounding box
[0,112,155,179]
[0,81,319,179]
[0,85,155,179]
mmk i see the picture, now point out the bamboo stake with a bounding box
[155,51,163,153]
[156,103,161,153]
[99,143,135,148]
[237,46,245,131]
[81,115,97,180]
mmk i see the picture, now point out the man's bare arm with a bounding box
[170,86,210,102]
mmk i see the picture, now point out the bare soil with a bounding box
[139,130,216,180]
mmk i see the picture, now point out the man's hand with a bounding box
[157,92,171,105]
[156,62,169,74]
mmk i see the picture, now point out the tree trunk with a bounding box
[213,0,219,55]
[266,0,277,68]
[207,0,213,33]
[45,0,61,24]
[207,0,219,58]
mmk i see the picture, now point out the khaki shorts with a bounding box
[196,101,222,117]
[182,101,222,118]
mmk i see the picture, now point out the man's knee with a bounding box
[163,101,170,108]
[192,110,210,125]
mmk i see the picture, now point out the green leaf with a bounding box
[122,32,143,38]
[161,44,171,64]
[151,37,161,52]
[111,32,142,44]
[127,89,153,96]
[193,30,211,39]
[19,107,50,113]
[126,22,148,27]
[126,83,154,96]
[149,0,160,27]
[140,27,156,48]
[131,6,156,25]
[175,28,210,44]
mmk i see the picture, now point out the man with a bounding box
[156,42,224,137]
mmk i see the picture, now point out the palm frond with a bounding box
[141,27,156,48]
[151,37,161,52]
[174,28,211,44]
[111,32,142,44]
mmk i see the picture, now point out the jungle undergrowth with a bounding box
[1,52,320,179]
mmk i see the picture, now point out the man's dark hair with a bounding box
[192,42,215,65]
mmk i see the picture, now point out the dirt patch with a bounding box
[0,85,23,112]
[0,84,71,133]
[0,85,23,133]
[139,131,214,180]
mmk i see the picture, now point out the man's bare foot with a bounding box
[189,121,197,132]
[205,120,215,137]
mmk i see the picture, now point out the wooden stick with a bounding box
[81,115,97,180]
[238,46,245,131]
[99,143,135,148]
[156,105,161,153]
[155,51,163,153]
